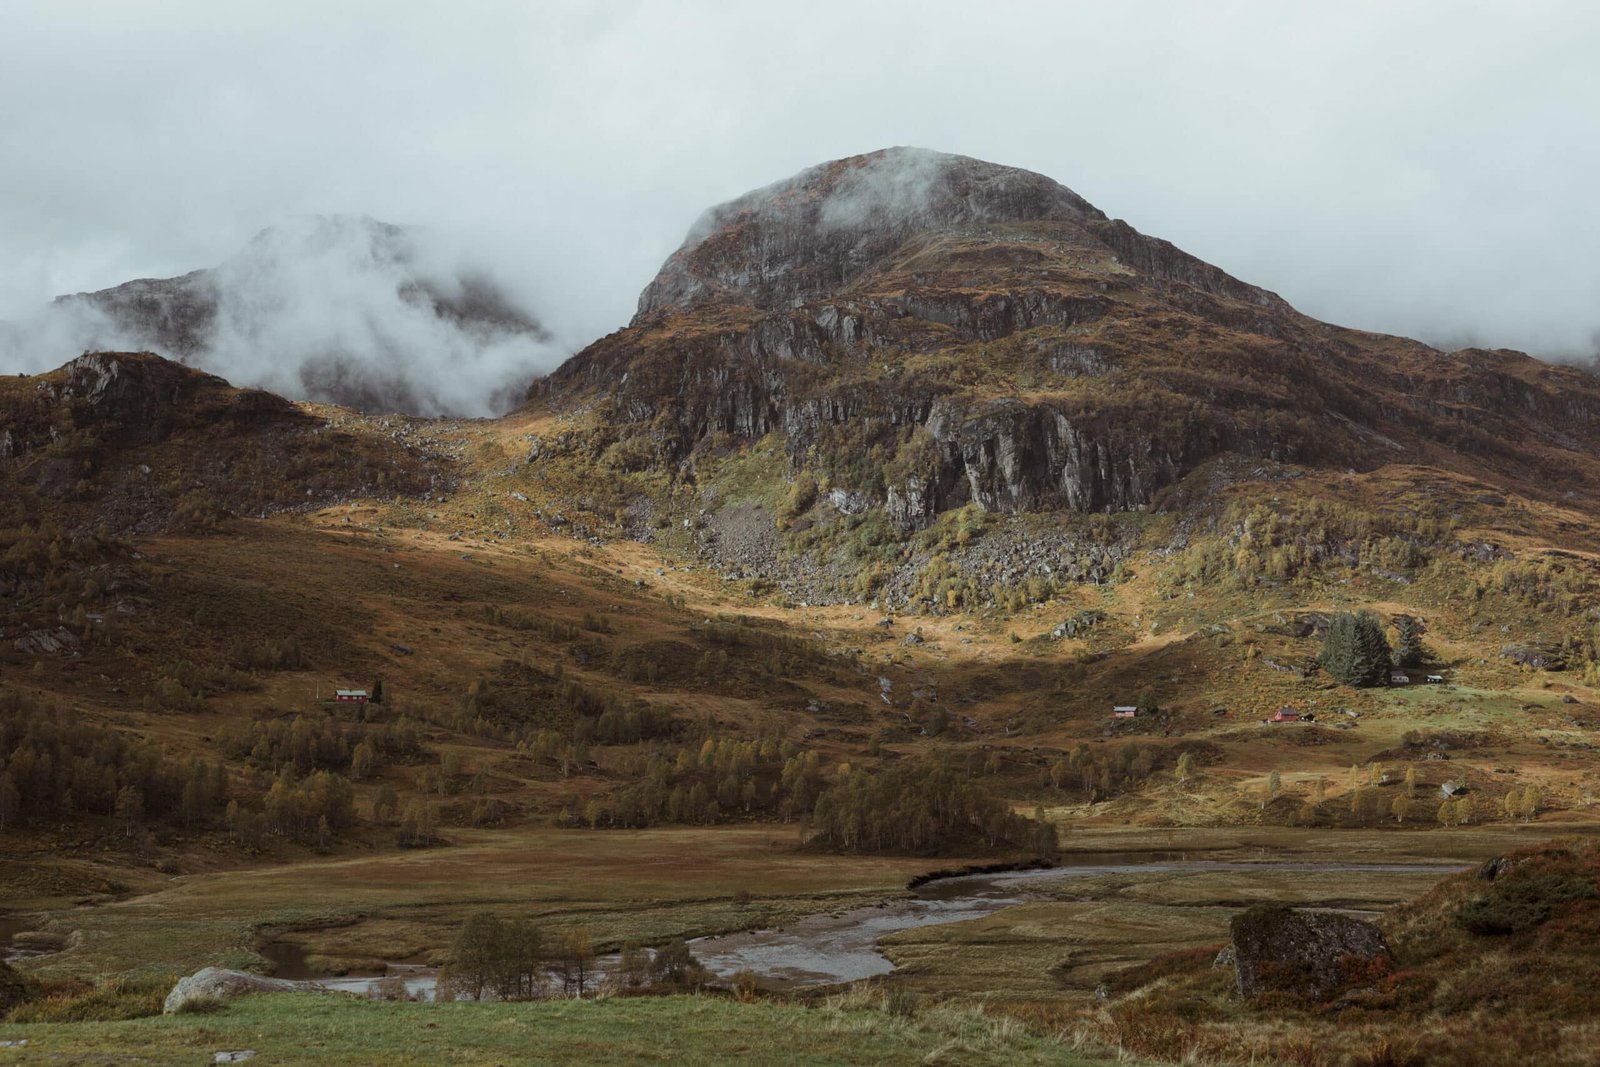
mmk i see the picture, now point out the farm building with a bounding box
[1111,705,1138,719]
[1426,674,1445,683]
[1390,671,1411,685]
[1268,708,1300,724]
[335,689,370,704]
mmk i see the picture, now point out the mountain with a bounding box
[52,215,552,417]
[536,147,1600,527]
[0,350,442,536]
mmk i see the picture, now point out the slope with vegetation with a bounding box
[3,147,1600,1063]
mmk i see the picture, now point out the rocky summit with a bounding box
[536,147,1600,527]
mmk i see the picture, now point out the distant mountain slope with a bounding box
[0,351,443,534]
[537,147,1600,524]
[50,215,553,417]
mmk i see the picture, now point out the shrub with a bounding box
[1456,872,1600,935]
[5,975,170,1023]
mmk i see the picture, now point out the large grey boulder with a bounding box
[1228,904,1391,1001]
[163,967,313,1014]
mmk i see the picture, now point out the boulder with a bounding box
[163,967,314,1014]
[1227,904,1390,1000]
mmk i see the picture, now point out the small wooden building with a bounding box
[1390,671,1411,685]
[1269,708,1300,724]
[1111,705,1138,719]
[335,689,370,705]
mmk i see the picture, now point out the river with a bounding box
[278,855,1465,999]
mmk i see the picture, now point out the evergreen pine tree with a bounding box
[1353,610,1394,685]
[1393,616,1424,668]
[1321,613,1358,684]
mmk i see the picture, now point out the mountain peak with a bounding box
[637,147,1106,318]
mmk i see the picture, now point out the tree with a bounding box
[1393,616,1424,668]
[370,676,385,705]
[1404,765,1418,799]
[1391,795,1411,824]
[372,785,398,823]
[556,927,595,997]
[1175,752,1195,783]
[450,914,499,1001]
[650,938,709,990]
[114,786,144,837]
[1321,611,1394,687]
[616,943,650,989]
[447,913,544,1001]
[1521,785,1541,821]
[1263,771,1282,810]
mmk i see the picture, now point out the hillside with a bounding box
[2,148,1600,1065]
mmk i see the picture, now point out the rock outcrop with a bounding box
[1227,904,1391,1001]
[162,967,317,1014]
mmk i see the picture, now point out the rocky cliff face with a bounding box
[539,147,1600,528]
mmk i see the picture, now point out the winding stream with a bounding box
[284,855,1466,998]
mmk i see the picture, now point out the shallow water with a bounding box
[0,916,49,964]
[285,856,1467,997]
[685,858,1465,987]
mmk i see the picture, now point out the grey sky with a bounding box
[3,0,1597,373]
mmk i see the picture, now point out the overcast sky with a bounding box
[3,0,1598,365]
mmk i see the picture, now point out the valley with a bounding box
[5,148,1600,1065]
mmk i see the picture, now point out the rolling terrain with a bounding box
[4,148,1600,1065]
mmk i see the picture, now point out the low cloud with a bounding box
[1,215,566,417]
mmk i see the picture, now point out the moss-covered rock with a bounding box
[1228,903,1390,1001]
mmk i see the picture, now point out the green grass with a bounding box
[0,991,1128,1066]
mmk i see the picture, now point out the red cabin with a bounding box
[335,689,370,704]
[1269,708,1299,723]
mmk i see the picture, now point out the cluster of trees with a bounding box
[1321,611,1395,687]
[1478,557,1598,617]
[0,691,368,850]
[0,514,126,606]
[1319,611,1433,686]
[462,664,677,747]
[567,740,1056,854]
[1160,499,1454,593]
[808,760,1057,853]
[1043,741,1173,802]
[440,913,709,1000]
[479,604,581,642]
[690,615,843,684]
[218,713,423,779]
[578,738,824,829]
[257,770,354,843]
[0,691,219,832]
